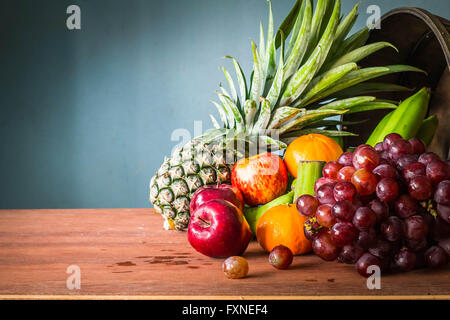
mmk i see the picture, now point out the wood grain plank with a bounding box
[0,209,448,298]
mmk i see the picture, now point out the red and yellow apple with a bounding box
[231,152,288,206]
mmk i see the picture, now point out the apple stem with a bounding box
[197,216,211,228]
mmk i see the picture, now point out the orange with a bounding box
[256,204,312,255]
[284,133,343,177]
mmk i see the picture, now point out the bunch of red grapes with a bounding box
[297,133,450,277]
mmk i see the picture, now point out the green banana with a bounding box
[416,115,438,146]
[366,110,394,146]
[244,191,294,235]
[366,87,430,146]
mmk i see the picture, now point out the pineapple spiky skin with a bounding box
[149,138,236,231]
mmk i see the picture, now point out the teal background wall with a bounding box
[0,0,448,209]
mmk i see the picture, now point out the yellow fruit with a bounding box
[284,133,343,177]
[256,204,312,255]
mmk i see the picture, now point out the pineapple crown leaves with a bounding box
[209,0,424,149]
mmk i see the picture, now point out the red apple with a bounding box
[187,199,252,258]
[231,152,288,206]
[190,184,244,213]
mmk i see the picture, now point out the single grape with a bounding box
[355,228,377,250]
[396,154,419,171]
[355,253,381,277]
[314,177,336,194]
[330,222,358,247]
[296,194,319,217]
[434,180,450,205]
[337,166,356,182]
[374,142,384,153]
[223,256,249,279]
[333,181,356,202]
[376,178,399,202]
[404,215,428,240]
[315,204,336,228]
[332,200,356,222]
[383,133,403,150]
[316,183,337,205]
[424,246,448,268]
[368,237,393,259]
[380,216,404,242]
[338,244,364,264]
[355,144,372,152]
[353,146,380,171]
[394,194,419,218]
[369,199,390,223]
[380,151,390,161]
[323,161,343,180]
[394,248,416,272]
[389,139,413,161]
[426,160,450,185]
[373,164,397,181]
[351,168,378,196]
[408,138,426,155]
[438,237,450,257]
[437,204,450,223]
[338,152,354,166]
[269,245,293,270]
[303,217,323,241]
[352,207,376,231]
[405,238,428,252]
[418,152,440,166]
[402,162,426,182]
[429,217,450,241]
[408,176,432,200]
[312,231,340,261]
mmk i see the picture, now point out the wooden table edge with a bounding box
[0,295,449,300]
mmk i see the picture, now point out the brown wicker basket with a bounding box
[344,7,450,159]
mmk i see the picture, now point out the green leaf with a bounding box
[334,27,369,58]
[285,0,306,57]
[330,82,413,99]
[327,3,359,58]
[244,99,258,129]
[318,96,376,110]
[283,128,358,138]
[303,0,329,61]
[209,114,221,129]
[221,66,238,103]
[275,0,302,49]
[259,22,266,60]
[217,93,245,129]
[266,32,285,108]
[224,56,248,103]
[306,65,426,105]
[279,108,348,134]
[252,98,271,132]
[280,0,341,106]
[296,62,358,107]
[210,100,229,128]
[283,0,312,80]
[303,118,369,129]
[344,101,398,114]
[326,42,398,70]
[250,41,264,101]
[267,106,302,129]
[259,135,287,149]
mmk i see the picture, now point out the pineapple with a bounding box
[149,0,423,231]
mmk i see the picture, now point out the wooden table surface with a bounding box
[0,208,448,300]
